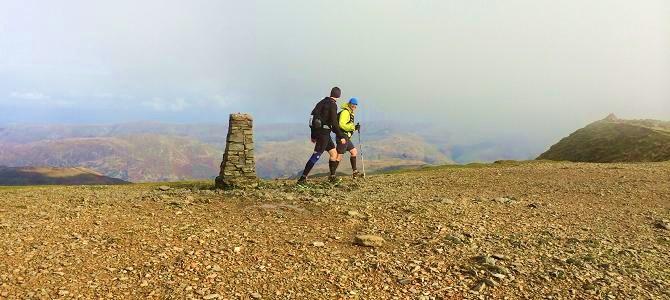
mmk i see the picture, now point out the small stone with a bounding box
[488,265,511,275]
[483,278,498,287]
[347,210,363,218]
[471,281,486,292]
[312,241,325,247]
[353,235,385,247]
[655,220,670,230]
[233,246,241,253]
[158,186,170,191]
[203,294,221,299]
[474,255,497,265]
[492,253,507,260]
[250,292,262,299]
[441,198,455,204]
[446,233,466,244]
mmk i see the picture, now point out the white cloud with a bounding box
[141,97,189,112]
[6,91,74,107]
[9,91,50,100]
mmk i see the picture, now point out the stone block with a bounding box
[226,143,244,152]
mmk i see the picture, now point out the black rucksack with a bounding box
[309,98,327,129]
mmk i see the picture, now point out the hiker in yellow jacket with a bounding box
[336,98,361,178]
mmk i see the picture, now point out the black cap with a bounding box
[330,87,341,98]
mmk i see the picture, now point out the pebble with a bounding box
[474,255,497,265]
[471,281,486,292]
[446,233,466,244]
[203,294,221,299]
[492,253,507,260]
[489,265,511,275]
[353,235,385,247]
[655,220,670,230]
[158,186,171,191]
[441,198,455,204]
[312,241,325,247]
[233,246,242,253]
[250,292,262,299]
[483,278,498,287]
[494,197,510,203]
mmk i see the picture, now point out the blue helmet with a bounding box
[349,98,359,105]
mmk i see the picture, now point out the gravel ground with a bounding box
[0,161,669,299]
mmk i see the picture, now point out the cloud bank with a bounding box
[0,0,668,150]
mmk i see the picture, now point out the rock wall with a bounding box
[215,114,257,188]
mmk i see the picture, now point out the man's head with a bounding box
[330,87,341,99]
[348,98,358,111]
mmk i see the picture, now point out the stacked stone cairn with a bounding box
[214,113,257,188]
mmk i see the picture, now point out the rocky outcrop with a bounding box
[215,114,257,188]
[538,115,670,163]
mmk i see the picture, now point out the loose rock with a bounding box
[353,235,385,247]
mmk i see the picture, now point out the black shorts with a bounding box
[336,137,356,154]
[313,133,335,153]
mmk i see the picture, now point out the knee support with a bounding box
[308,152,321,164]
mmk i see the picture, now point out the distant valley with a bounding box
[0,166,129,185]
[0,121,540,182]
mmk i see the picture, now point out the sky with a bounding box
[1,0,669,146]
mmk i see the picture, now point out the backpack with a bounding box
[337,108,354,131]
[309,98,328,129]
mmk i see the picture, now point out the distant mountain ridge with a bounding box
[0,166,129,185]
[538,114,670,163]
[0,134,221,182]
[0,121,539,181]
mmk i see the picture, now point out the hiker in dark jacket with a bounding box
[297,87,346,184]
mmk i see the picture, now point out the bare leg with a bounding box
[349,148,358,173]
[327,148,339,176]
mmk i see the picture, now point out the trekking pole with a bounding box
[357,125,366,178]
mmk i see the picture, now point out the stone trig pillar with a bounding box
[215,113,257,188]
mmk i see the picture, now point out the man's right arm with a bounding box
[329,102,345,141]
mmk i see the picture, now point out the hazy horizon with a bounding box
[1,0,669,148]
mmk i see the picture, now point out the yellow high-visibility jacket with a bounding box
[338,103,355,138]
